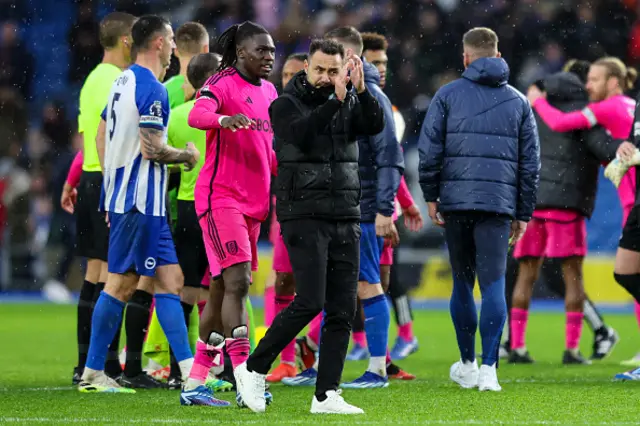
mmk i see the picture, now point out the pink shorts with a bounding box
[272,231,292,273]
[199,207,260,272]
[513,217,587,259]
[380,245,393,266]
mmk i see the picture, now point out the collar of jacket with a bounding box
[462,57,510,87]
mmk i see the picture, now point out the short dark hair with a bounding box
[324,26,363,55]
[563,59,591,85]
[309,39,344,58]
[99,12,137,49]
[361,32,388,53]
[175,22,208,55]
[285,52,308,63]
[131,15,171,52]
[462,27,498,57]
[187,53,220,90]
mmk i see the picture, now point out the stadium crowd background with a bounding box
[0,0,638,304]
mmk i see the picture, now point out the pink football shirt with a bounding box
[533,95,636,220]
[189,68,278,221]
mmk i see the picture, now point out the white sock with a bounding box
[210,364,224,376]
[312,357,319,370]
[179,357,195,382]
[184,377,204,391]
[367,356,386,377]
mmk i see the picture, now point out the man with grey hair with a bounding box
[418,27,540,391]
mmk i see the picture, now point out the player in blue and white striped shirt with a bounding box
[78,16,223,403]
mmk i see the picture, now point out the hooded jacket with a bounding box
[418,57,540,221]
[535,72,620,217]
[357,60,404,222]
[270,70,385,222]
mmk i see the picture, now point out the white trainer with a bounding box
[310,390,364,414]
[449,359,479,389]
[478,363,502,392]
[234,362,267,413]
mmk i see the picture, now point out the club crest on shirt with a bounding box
[226,240,238,255]
[150,100,163,117]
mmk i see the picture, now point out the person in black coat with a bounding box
[418,27,540,392]
[237,39,384,415]
[325,26,405,389]
[502,60,621,364]
[509,71,621,366]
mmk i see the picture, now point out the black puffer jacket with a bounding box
[535,72,620,217]
[270,71,385,222]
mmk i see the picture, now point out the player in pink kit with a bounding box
[182,21,277,406]
[528,57,637,361]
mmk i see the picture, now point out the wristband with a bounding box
[218,115,229,126]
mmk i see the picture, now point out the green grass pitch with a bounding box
[1,304,639,425]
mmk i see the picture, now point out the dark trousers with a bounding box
[247,219,360,397]
[444,212,511,366]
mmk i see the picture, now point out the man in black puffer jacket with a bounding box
[418,27,540,392]
[325,26,405,388]
[243,39,384,414]
[509,70,621,366]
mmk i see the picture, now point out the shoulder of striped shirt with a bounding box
[205,68,237,87]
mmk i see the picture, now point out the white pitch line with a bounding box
[1,419,639,425]
[0,377,631,393]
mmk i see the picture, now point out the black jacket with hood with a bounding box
[270,71,385,222]
[535,71,620,217]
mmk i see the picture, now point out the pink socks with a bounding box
[264,286,276,326]
[186,340,222,388]
[566,311,584,350]
[635,302,640,329]
[398,322,414,342]
[510,308,529,350]
[226,337,250,369]
[352,331,367,347]
[276,295,296,365]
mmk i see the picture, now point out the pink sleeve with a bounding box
[188,98,225,130]
[396,176,414,209]
[188,78,227,130]
[583,101,610,128]
[533,98,591,132]
[66,151,83,188]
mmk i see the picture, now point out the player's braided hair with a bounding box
[215,21,269,71]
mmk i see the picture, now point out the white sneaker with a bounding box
[42,279,73,303]
[449,359,479,389]
[234,362,267,413]
[310,390,364,414]
[478,363,501,392]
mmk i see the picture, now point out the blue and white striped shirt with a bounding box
[100,64,170,217]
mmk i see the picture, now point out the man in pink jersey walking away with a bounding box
[528,57,637,360]
[509,70,623,365]
[182,21,278,407]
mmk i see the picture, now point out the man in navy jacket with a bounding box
[418,27,540,391]
[325,27,405,389]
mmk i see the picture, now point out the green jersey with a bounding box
[167,100,205,201]
[78,63,121,172]
[164,74,186,109]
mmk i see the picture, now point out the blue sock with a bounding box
[362,294,390,358]
[479,277,507,366]
[155,293,192,362]
[86,291,125,371]
[450,277,478,363]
